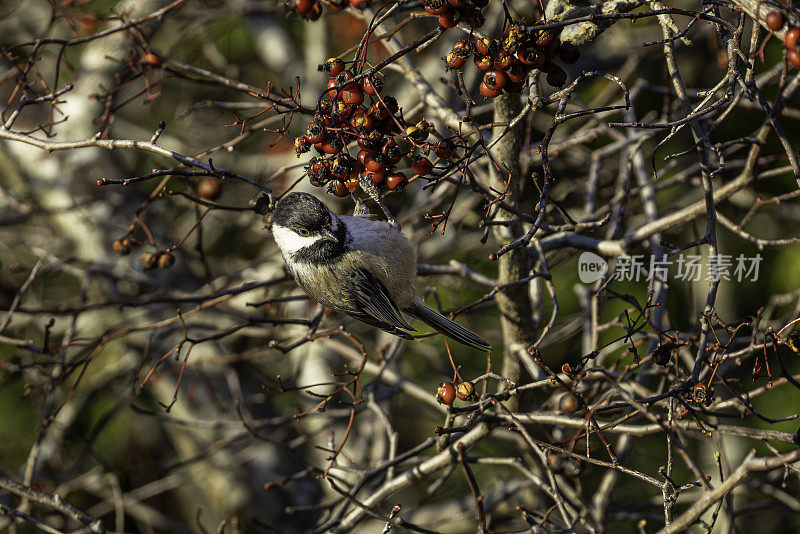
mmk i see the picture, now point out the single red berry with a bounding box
[452,39,471,53]
[330,156,352,178]
[517,46,544,68]
[505,63,526,84]
[364,152,387,172]
[483,69,508,89]
[305,122,325,144]
[405,125,428,143]
[424,0,449,16]
[361,75,383,95]
[479,81,501,98]
[139,252,158,270]
[384,147,402,166]
[329,180,349,197]
[365,170,385,184]
[358,132,381,150]
[474,37,494,56]
[785,27,800,49]
[198,177,222,200]
[455,381,475,401]
[381,138,398,156]
[322,57,345,77]
[368,102,389,121]
[386,172,407,191]
[411,156,433,176]
[445,50,467,69]
[493,50,513,70]
[335,71,357,90]
[474,54,493,70]
[436,382,456,405]
[789,48,800,68]
[324,78,340,100]
[766,11,784,31]
[350,110,375,132]
[320,136,343,154]
[349,0,371,9]
[445,41,471,69]
[158,252,175,269]
[295,0,314,15]
[559,392,579,412]
[340,87,364,105]
[333,100,354,118]
[434,139,455,159]
[438,10,460,29]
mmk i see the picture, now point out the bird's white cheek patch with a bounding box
[271,224,321,254]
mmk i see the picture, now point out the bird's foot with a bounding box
[358,175,399,229]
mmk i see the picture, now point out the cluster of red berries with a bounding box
[436,380,476,405]
[766,11,800,68]
[291,0,372,20]
[445,23,579,97]
[295,57,459,196]
[423,0,488,29]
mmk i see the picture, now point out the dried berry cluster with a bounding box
[139,250,175,270]
[295,57,459,196]
[423,0,489,29]
[113,235,175,270]
[445,23,580,96]
[767,11,800,68]
[291,0,372,20]
[112,236,140,256]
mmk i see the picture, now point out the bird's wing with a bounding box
[349,267,415,333]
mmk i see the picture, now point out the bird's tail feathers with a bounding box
[406,302,491,351]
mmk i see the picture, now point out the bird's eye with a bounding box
[298,229,310,237]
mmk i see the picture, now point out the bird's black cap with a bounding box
[273,192,332,233]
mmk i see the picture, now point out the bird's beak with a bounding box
[323,230,337,241]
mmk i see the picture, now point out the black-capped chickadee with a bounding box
[270,192,490,351]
